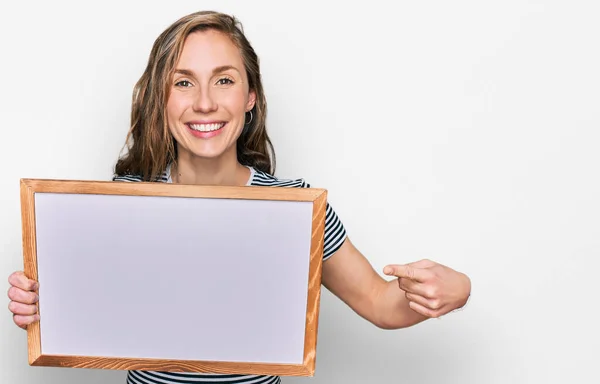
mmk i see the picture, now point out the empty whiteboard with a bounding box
[20,179,327,376]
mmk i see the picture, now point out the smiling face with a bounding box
[166,29,256,163]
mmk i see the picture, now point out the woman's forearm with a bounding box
[372,280,430,329]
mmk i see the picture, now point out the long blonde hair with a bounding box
[114,11,275,181]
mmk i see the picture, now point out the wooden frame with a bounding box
[20,178,328,377]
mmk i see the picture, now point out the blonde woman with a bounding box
[7,10,471,384]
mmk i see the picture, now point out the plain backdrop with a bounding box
[1,1,599,383]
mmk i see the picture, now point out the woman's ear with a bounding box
[246,89,257,112]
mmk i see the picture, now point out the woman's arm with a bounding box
[321,238,471,329]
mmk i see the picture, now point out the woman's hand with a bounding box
[384,259,471,318]
[7,271,40,329]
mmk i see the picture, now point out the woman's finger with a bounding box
[407,300,443,319]
[7,286,38,305]
[398,277,417,292]
[8,271,38,292]
[405,291,444,312]
[8,300,38,316]
[384,264,431,282]
[13,314,39,329]
[398,278,436,298]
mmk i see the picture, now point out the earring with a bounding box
[245,110,253,125]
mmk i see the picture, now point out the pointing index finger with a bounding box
[384,264,427,282]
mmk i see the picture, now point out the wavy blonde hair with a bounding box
[114,10,275,181]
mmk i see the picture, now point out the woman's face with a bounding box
[166,29,255,162]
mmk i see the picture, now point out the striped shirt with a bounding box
[112,166,347,384]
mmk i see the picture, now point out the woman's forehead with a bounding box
[177,30,243,71]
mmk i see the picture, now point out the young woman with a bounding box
[7,10,471,384]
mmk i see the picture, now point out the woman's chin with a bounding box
[173,128,241,162]
[179,145,235,162]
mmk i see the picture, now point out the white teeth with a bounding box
[189,123,225,132]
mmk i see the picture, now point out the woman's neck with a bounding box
[170,153,251,186]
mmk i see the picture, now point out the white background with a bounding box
[1,1,599,383]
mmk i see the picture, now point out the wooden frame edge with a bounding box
[19,178,325,202]
[20,179,42,365]
[30,355,315,376]
[19,178,327,377]
[302,190,328,376]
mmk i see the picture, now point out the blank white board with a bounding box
[20,179,328,376]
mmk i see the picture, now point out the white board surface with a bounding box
[33,192,314,364]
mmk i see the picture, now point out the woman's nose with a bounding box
[192,88,217,113]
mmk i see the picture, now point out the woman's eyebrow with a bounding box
[212,65,241,76]
[174,68,195,77]
[174,66,241,77]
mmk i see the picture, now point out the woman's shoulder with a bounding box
[249,168,311,188]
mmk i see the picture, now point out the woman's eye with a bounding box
[216,78,233,85]
[175,80,192,87]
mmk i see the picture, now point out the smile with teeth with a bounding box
[187,122,225,132]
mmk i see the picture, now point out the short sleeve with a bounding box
[300,180,347,260]
[323,201,347,260]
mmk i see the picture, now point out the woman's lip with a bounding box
[186,120,226,124]
[186,122,226,130]
[186,122,226,138]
